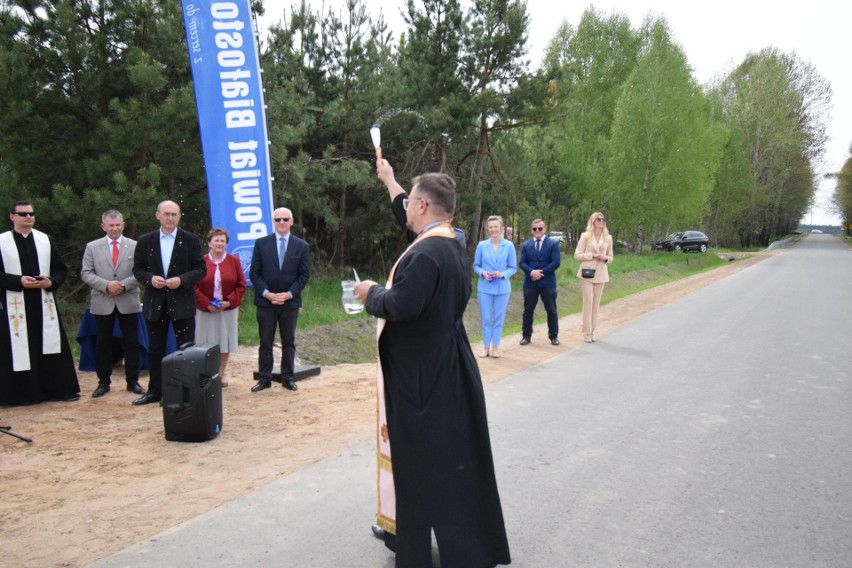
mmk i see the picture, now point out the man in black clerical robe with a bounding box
[354,162,511,568]
[0,200,79,406]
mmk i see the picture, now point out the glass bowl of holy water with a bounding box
[341,280,363,314]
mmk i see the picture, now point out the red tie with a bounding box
[112,240,119,267]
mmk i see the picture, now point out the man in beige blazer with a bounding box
[81,209,144,398]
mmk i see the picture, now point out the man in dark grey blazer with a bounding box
[249,207,310,392]
[80,209,144,398]
[131,200,206,405]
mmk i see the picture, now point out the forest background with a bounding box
[1,0,850,302]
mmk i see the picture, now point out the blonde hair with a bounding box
[584,211,610,237]
[486,215,503,227]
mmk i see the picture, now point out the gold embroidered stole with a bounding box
[0,229,61,371]
[375,222,456,534]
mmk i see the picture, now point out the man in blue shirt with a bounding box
[131,200,206,405]
[249,207,311,393]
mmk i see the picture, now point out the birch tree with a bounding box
[606,18,725,250]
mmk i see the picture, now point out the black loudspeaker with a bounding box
[162,343,223,442]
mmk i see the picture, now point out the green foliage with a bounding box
[0,0,207,288]
[606,18,725,250]
[0,1,834,309]
[707,48,830,246]
[534,8,643,236]
[261,0,399,269]
[833,149,852,233]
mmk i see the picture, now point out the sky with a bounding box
[257,0,851,225]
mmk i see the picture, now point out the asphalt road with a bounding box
[90,234,851,568]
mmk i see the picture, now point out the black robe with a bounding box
[365,234,511,568]
[0,231,79,405]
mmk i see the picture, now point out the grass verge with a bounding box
[62,250,742,365]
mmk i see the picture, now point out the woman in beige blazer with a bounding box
[574,212,614,342]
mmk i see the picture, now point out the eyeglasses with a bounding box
[14,211,36,217]
[531,227,545,232]
[595,217,607,222]
[403,197,425,209]
[274,217,291,223]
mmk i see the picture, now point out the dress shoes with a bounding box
[371,524,397,552]
[519,337,531,345]
[132,392,161,406]
[550,338,560,346]
[92,384,110,398]
[283,380,298,391]
[126,382,145,395]
[251,380,271,392]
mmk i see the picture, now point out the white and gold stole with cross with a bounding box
[0,229,61,371]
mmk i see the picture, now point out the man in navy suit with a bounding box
[131,200,206,405]
[249,207,310,392]
[519,219,562,345]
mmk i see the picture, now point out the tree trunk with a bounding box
[469,115,489,255]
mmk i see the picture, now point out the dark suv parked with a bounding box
[653,232,683,250]
[667,231,709,252]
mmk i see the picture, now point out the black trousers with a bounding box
[521,286,559,339]
[94,308,140,386]
[145,315,195,396]
[256,306,299,381]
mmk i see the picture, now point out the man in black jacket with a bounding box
[131,200,206,405]
[249,207,310,392]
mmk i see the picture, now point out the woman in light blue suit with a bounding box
[473,215,517,358]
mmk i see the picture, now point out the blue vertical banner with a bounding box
[180,0,273,282]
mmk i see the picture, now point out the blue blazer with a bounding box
[249,232,310,310]
[473,238,517,295]
[519,236,561,289]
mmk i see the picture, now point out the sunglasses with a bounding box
[531,227,545,232]
[274,217,291,223]
[14,211,36,217]
[595,217,607,222]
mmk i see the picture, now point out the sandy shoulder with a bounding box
[0,253,770,567]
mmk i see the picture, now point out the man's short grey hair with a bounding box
[101,209,123,223]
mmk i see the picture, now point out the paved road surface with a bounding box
[90,235,851,567]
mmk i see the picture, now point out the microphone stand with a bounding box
[0,304,33,442]
[0,421,32,443]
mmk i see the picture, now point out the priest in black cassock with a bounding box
[0,200,80,406]
[354,161,511,568]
